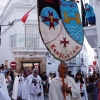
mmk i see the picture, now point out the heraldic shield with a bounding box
[37,0,84,61]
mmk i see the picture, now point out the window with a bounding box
[82,54,83,58]
[81,58,84,65]
[79,53,80,59]
[25,24,39,48]
[25,24,41,48]
[25,24,39,34]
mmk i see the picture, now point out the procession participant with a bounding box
[0,66,11,100]
[22,71,27,100]
[12,72,24,100]
[0,65,8,91]
[49,63,82,100]
[25,68,44,100]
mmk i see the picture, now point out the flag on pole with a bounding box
[21,11,31,23]
[21,5,36,23]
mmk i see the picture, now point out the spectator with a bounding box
[10,68,14,83]
[1,64,6,75]
[98,79,100,100]
[93,73,99,100]
[41,72,48,96]
[53,71,56,78]
[75,72,88,100]
[85,3,95,26]
[39,72,43,78]
[86,76,94,100]
[5,71,12,96]
[4,65,10,75]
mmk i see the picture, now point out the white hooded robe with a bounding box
[12,76,24,100]
[25,74,44,100]
[0,81,11,100]
[49,76,82,100]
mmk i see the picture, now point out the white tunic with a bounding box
[30,79,42,100]
[17,81,23,98]
[12,76,24,100]
[49,76,82,100]
[22,78,27,100]
[0,73,8,91]
[76,81,88,100]
[0,81,11,100]
[25,74,44,100]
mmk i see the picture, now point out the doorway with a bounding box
[21,62,40,74]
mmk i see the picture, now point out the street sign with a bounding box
[10,61,16,68]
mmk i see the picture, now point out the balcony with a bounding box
[9,34,47,53]
[67,58,84,66]
[83,25,97,48]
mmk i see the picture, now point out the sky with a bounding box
[0,0,95,64]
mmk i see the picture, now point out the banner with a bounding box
[37,0,84,61]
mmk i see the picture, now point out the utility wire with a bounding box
[0,5,37,26]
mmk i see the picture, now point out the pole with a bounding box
[61,61,66,100]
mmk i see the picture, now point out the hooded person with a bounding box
[49,62,82,100]
[12,72,24,100]
[24,68,44,100]
[0,65,11,100]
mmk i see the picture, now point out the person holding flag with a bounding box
[49,63,81,100]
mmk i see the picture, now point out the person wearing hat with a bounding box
[23,68,44,100]
[0,65,11,100]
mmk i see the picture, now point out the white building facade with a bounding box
[0,0,94,76]
[84,0,100,75]
[46,40,91,77]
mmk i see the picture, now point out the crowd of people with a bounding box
[0,63,100,100]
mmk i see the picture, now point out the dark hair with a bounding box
[43,72,46,74]
[89,76,94,83]
[5,71,10,78]
[75,72,84,84]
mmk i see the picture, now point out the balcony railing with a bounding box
[17,0,37,5]
[68,58,76,64]
[9,34,46,49]
[67,58,84,65]
[76,58,84,65]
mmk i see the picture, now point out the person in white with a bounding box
[12,72,24,100]
[24,68,44,100]
[49,62,82,100]
[0,66,11,100]
[5,71,12,96]
[22,73,27,100]
[75,72,88,100]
